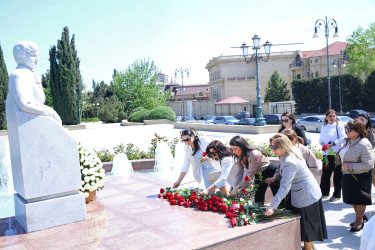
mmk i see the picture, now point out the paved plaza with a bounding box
[1,123,374,249]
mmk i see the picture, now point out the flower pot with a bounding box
[85,190,96,203]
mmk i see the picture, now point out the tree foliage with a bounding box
[264,70,290,102]
[49,27,82,125]
[0,44,8,129]
[346,22,375,78]
[112,58,171,112]
[41,71,53,108]
[292,74,364,114]
[364,70,375,111]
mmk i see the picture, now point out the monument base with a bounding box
[14,192,86,233]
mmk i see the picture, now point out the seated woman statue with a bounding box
[7,41,61,124]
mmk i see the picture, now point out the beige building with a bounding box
[206,41,348,106]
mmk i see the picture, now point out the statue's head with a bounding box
[13,41,39,69]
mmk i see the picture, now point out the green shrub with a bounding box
[85,117,100,123]
[140,110,151,121]
[128,109,149,122]
[130,107,145,115]
[145,106,176,121]
[96,149,114,162]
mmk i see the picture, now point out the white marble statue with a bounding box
[8,41,61,124]
[6,41,86,233]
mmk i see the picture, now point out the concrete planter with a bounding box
[102,159,156,172]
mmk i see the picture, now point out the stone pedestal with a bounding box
[6,101,86,232]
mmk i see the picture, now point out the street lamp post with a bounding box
[175,68,189,119]
[313,16,339,109]
[96,103,100,118]
[333,54,346,115]
[239,34,272,126]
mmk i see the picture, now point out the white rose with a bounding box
[90,181,95,186]
[96,177,99,182]
[80,165,83,170]
[80,188,85,192]
[84,192,89,198]
[84,183,90,190]
[81,181,85,186]
[84,176,91,183]
[91,175,96,181]
[82,168,89,175]
[89,186,95,192]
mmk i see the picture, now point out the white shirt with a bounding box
[319,123,346,154]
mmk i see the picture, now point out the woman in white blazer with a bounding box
[173,129,214,189]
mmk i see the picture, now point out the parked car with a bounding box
[235,111,251,120]
[345,109,373,119]
[298,115,326,132]
[202,115,216,124]
[263,114,282,124]
[213,116,239,125]
[337,116,353,126]
[184,116,196,122]
[235,118,256,125]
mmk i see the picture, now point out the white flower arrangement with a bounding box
[79,144,105,198]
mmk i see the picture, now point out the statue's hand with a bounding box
[45,107,62,125]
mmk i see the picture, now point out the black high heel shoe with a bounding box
[350,221,365,232]
[349,215,368,226]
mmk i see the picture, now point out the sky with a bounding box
[1,0,374,91]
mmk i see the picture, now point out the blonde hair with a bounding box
[270,133,303,159]
[283,130,304,145]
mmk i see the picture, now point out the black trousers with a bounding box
[320,155,342,198]
[255,162,280,204]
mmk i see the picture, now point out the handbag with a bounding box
[206,159,222,184]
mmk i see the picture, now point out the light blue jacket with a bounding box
[270,153,322,209]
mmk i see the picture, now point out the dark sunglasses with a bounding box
[345,127,353,133]
[181,138,191,142]
[269,145,279,150]
[281,119,290,123]
[208,151,218,157]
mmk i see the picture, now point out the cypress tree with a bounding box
[49,27,81,124]
[264,70,290,102]
[0,43,9,130]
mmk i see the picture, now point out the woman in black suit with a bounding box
[278,112,308,146]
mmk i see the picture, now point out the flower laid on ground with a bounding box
[79,144,105,198]
[158,187,290,227]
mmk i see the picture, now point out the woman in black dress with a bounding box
[278,112,308,146]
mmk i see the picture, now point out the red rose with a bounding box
[232,201,236,204]
[324,165,328,169]
[203,152,207,157]
[244,220,248,226]
[211,196,218,202]
[179,202,184,206]
[221,204,228,212]
[192,191,197,196]
[203,207,208,211]
[231,218,237,227]
[158,194,162,198]
[163,194,167,199]
[218,198,223,203]
[242,189,247,194]
[160,188,165,194]
[244,175,250,181]
[250,213,254,216]
[322,144,329,151]
[212,206,218,212]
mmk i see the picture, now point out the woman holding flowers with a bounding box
[357,113,375,188]
[200,140,233,196]
[319,109,346,202]
[228,135,279,204]
[339,120,374,232]
[265,134,327,250]
[173,129,214,189]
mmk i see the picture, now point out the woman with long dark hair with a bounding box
[319,109,346,202]
[173,129,214,189]
[278,112,308,146]
[228,135,279,204]
[340,120,374,232]
[358,113,375,188]
[200,140,234,196]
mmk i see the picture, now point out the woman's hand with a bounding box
[173,181,180,188]
[200,189,209,196]
[200,156,208,162]
[228,186,239,197]
[342,163,349,171]
[265,177,277,184]
[265,207,274,216]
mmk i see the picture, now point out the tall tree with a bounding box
[41,70,53,108]
[346,22,375,78]
[112,58,171,112]
[0,43,9,129]
[264,70,290,102]
[49,27,82,124]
